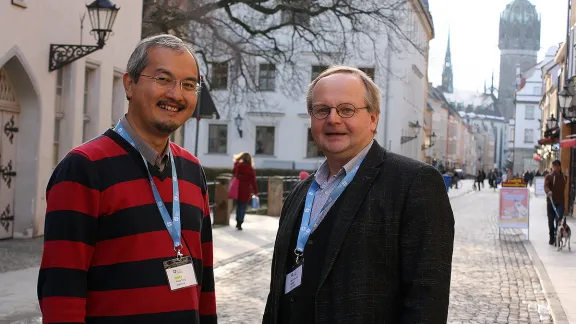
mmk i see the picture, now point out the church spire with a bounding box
[441,30,454,93]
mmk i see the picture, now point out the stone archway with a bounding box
[0,50,41,238]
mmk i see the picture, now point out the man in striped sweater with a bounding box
[37,34,217,324]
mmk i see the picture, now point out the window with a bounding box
[211,62,228,90]
[208,124,228,153]
[525,105,535,120]
[258,64,276,91]
[524,129,534,143]
[83,67,96,142]
[306,128,323,157]
[359,67,375,81]
[255,126,275,155]
[533,86,541,95]
[111,73,124,127]
[311,65,328,81]
[54,68,64,168]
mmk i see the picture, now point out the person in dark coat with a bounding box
[232,152,258,230]
[263,66,454,324]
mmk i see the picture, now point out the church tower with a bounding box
[441,31,454,93]
[498,0,541,120]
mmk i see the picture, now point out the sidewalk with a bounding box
[0,214,280,322]
[525,193,576,324]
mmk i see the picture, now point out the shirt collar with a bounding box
[314,140,374,185]
[120,115,169,167]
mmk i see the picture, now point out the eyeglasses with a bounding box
[139,74,200,93]
[309,103,369,119]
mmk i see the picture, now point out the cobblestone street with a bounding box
[447,188,551,323]
[214,247,273,323]
[0,182,559,323]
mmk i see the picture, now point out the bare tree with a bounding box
[142,0,428,116]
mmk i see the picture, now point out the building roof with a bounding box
[443,89,494,107]
[442,89,505,120]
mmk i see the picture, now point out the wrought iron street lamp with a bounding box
[49,0,120,72]
[559,84,576,119]
[421,132,437,150]
[234,114,244,138]
[547,114,558,130]
[401,121,421,144]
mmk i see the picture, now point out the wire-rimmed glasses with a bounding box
[140,74,200,93]
[309,103,368,119]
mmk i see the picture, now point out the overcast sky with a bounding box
[427,0,568,92]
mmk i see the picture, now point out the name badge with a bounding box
[285,265,303,294]
[163,256,197,291]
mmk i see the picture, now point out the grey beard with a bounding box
[154,121,179,134]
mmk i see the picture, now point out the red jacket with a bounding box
[233,162,258,202]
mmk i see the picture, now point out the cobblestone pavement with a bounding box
[447,189,552,324]
[214,247,273,323]
[0,237,43,274]
[0,184,555,323]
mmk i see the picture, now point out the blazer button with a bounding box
[308,239,314,245]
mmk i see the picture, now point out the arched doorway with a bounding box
[0,68,19,239]
[0,50,41,239]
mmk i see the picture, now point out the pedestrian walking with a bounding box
[476,170,483,191]
[544,160,566,245]
[37,34,217,324]
[232,152,258,230]
[262,65,455,324]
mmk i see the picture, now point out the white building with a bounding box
[0,0,142,239]
[510,46,558,174]
[184,0,434,169]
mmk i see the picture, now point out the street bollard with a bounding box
[267,176,284,217]
[213,175,232,225]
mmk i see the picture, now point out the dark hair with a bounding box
[552,159,561,166]
[126,34,200,90]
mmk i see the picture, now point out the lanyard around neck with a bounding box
[114,122,183,257]
[294,156,365,264]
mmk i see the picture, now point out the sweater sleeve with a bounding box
[199,169,217,324]
[37,151,100,324]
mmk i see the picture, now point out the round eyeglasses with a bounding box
[140,74,200,93]
[309,103,369,119]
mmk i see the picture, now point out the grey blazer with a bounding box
[263,141,455,324]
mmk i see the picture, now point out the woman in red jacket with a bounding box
[232,152,258,230]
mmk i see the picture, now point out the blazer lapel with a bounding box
[316,142,386,291]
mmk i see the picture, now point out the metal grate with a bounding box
[0,68,17,103]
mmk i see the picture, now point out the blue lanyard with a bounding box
[294,156,365,263]
[114,123,183,256]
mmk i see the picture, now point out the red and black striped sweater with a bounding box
[37,129,217,324]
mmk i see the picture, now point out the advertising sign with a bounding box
[501,178,527,188]
[499,187,529,229]
[534,177,545,196]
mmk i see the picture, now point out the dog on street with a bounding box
[556,217,572,251]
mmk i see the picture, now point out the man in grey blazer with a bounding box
[262,65,455,324]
